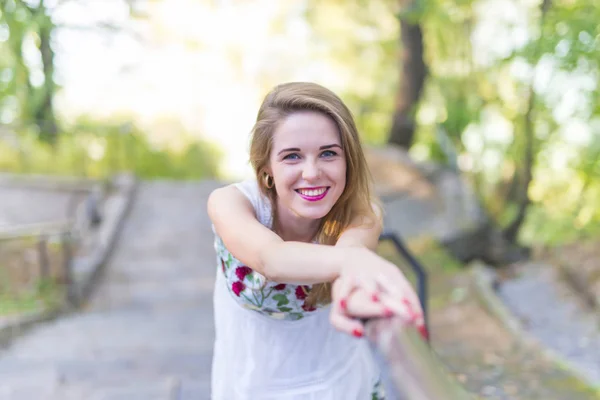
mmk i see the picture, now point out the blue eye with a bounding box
[283,153,300,160]
[321,150,337,157]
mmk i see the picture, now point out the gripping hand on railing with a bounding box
[328,249,428,341]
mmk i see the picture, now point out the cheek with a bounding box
[330,162,347,185]
[273,166,296,190]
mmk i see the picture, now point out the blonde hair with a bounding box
[249,82,379,306]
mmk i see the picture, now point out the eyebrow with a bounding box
[277,144,342,156]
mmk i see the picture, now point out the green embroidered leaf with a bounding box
[278,307,292,312]
[272,294,289,306]
[289,313,303,321]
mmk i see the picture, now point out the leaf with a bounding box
[289,313,303,321]
[272,294,289,306]
[278,307,292,312]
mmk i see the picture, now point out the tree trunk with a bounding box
[387,17,427,149]
[36,13,58,143]
[502,0,551,243]
[502,86,535,243]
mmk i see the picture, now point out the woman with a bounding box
[208,82,425,399]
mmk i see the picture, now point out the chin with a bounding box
[298,209,330,220]
[293,203,336,220]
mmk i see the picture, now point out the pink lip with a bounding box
[296,187,329,202]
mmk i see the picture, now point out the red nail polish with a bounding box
[340,299,347,310]
[371,293,380,302]
[352,329,363,338]
[418,325,429,341]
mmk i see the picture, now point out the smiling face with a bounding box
[267,110,347,223]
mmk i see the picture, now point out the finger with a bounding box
[345,289,390,319]
[330,301,365,338]
[376,272,421,311]
[377,292,413,321]
[358,274,381,303]
[332,275,358,311]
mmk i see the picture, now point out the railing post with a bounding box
[61,231,76,306]
[37,235,50,280]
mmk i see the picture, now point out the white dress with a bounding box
[211,179,385,399]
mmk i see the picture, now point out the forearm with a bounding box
[260,241,359,284]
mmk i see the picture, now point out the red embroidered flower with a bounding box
[302,303,316,312]
[295,286,308,300]
[232,281,246,296]
[235,266,252,280]
[221,259,226,273]
[273,284,286,290]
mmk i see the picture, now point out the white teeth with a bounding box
[298,188,326,197]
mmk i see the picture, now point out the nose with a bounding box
[302,159,320,181]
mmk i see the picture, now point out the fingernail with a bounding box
[383,307,394,318]
[418,325,429,341]
[352,329,363,338]
[371,293,380,302]
[340,299,347,310]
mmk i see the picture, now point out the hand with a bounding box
[329,248,426,339]
[335,247,422,316]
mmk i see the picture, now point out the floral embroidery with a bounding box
[232,281,246,296]
[235,266,253,280]
[295,286,308,300]
[372,378,386,400]
[214,235,323,321]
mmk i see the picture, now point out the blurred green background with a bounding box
[1,0,599,247]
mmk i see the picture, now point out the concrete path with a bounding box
[0,181,222,400]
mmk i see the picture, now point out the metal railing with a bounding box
[379,231,429,332]
[372,231,470,399]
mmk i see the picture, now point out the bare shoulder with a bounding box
[207,183,281,270]
[207,184,253,217]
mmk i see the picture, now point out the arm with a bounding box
[335,202,383,251]
[208,184,364,284]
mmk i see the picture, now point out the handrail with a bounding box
[379,231,429,332]
[0,220,74,242]
[365,316,470,400]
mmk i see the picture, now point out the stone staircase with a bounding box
[0,181,220,399]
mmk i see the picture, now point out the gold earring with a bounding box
[263,173,274,189]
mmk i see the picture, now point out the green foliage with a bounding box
[0,0,58,134]
[0,119,222,180]
[404,0,600,246]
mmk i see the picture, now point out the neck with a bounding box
[274,200,321,243]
